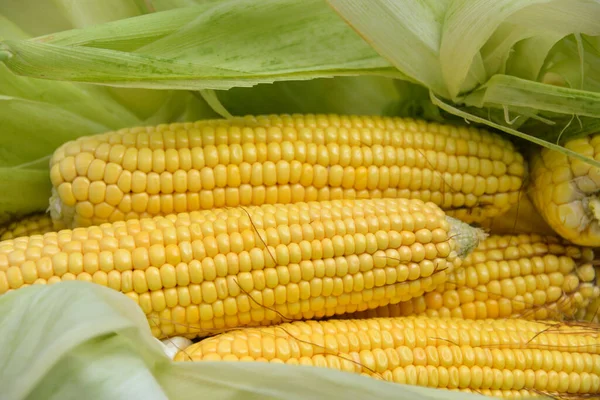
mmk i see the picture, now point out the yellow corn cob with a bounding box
[529,134,600,246]
[0,213,54,241]
[0,198,484,339]
[342,233,600,322]
[48,114,526,229]
[174,316,600,399]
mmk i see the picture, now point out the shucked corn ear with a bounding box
[529,133,600,246]
[343,233,600,322]
[175,316,600,399]
[48,114,526,229]
[0,212,54,241]
[0,198,484,339]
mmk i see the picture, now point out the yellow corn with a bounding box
[0,213,54,241]
[0,198,483,339]
[529,134,600,246]
[48,114,526,229]
[174,316,600,399]
[343,233,599,321]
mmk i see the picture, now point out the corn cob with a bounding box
[529,134,600,246]
[48,114,526,229]
[0,212,54,241]
[174,316,600,399]
[342,233,600,322]
[0,198,484,339]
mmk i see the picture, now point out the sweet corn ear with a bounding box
[48,114,526,228]
[0,198,483,339]
[343,233,599,321]
[529,134,600,246]
[175,316,600,399]
[0,213,54,241]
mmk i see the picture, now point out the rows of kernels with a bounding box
[0,213,54,241]
[341,234,599,321]
[51,115,521,157]
[57,184,520,229]
[50,115,525,228]
[453,388,567,399]
[529,133,600,246]
[0,198,463,338]
[175,316,600,396]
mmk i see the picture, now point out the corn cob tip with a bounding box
[446,216,487,258]
[529,135,600,247]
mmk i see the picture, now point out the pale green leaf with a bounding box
[0,281,525,400]
[503,1,600,80]
[440,0,600,97]
[327,0,450,97]
[439,0,550,98]
[462,74,600,118]
[0,168,51,224]
[0,95,111,166]
[0,0,145,38]
[26,335,170,400]
[199,90,234,119]
[502,35,563,81]
[541,35,600,92]
[216,76,406,117]
[33,6,210,51]
[0,282,167,400]
[0,1,398,90]
[150,0,210,11]
[0,63,143,132]
[50,0,147,29]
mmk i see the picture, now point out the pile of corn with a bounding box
[1,114,599,399]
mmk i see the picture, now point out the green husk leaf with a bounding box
[0,0,146,38]
[0,95,111,166]
[216,76,410,117]
[199,89,234,119]
[462,74,600,118]
[440,0,600,97]
[1,281,545,400]
[540,35,600,92]
[0,1,400,90]
[326,0,450,96]
[327,0,600,148]
[0,168,51,224]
